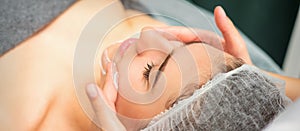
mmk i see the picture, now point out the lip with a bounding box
[118,38,138,57]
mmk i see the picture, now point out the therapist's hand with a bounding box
[214,6,252,64]
[85,62,126,131]
[156,6,252,65]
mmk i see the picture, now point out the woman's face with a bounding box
[102,28,229,119]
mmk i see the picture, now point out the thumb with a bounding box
[102,62,118,109]
[214,6,252,64]
[86,83,126,131]
[215,6,244,51]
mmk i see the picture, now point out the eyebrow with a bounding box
[152,51,173,87]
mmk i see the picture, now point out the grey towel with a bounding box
[0,0,283,74]
[0,0,76,55]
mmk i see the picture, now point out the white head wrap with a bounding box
[142,64,291,130]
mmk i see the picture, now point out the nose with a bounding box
[136,27,181,54]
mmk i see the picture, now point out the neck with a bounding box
[39,0,165,129]
[41,0,129,87]
[44,0,127,47]
[37,0,129,129]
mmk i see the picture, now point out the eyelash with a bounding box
[143,62,154,81]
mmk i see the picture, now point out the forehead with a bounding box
[171,45,201,73]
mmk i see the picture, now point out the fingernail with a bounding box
[104,49,111,64]
[102,49,112,75]
[100,49,111,75]
[87,84,98,98]
[111,62,119,90]
[113,72,119,90]
[101,69,106,75]
[110,62,114,73]
[99,62,106,75]
[218,6,227,17]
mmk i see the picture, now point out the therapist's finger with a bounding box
[137,27,178,54]
[86,83,126,131]
[155,26,225,50]
[214,6,243,50]
[102,62,118,109]
[214,6,252,64]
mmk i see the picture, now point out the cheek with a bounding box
[163,59,182,100]
[115,59,182,119]
[115,92,174,119]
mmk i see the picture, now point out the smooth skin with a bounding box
[0,0,165,130]
[156,6,300,101]
[87,6,300,130]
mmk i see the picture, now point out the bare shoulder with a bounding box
[0,33,82,130]
[125,9,167,28]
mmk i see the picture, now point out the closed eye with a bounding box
[143,62,154,81]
